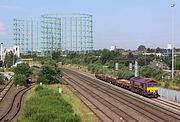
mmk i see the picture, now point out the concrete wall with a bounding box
[158,87,180,103]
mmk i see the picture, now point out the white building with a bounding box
[143,52,164,57]
[0,44,20,62]
[110,45,116,51]
[4,46,20,57]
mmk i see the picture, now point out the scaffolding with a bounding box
[13,14,93,56]
[13,18,40,55]
[41,14,93,55]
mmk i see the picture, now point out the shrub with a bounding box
[0,75,4,85]
[164,82,170,88]
[117,70,133,79]
[175,78,180,89]
[37,64,61,84]
[36,76,49,85]
[34,85,43,91]
[14,74,27,86]
[13,63,32,77]
[140,66,162,78]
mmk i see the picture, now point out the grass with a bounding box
[48,84,99,122]
[16,86,80,122]
[16,84,98,122]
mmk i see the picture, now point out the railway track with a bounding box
[64,77,114,122]
[63,71,149,122]
[63,68,180,122]
[0,79,13,102]
[153,98,180,111]
[63,76,134,122]
[0,85,33,121]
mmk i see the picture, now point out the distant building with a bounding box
[13,18,40,55]
[143,52,164,57]
[167,43,172,50]
[128,50,144,55]
[0,43,20,62]
[4,46,20,57]
[149,60,169,70]
[41,14,93,55]
[110,45,116,51]
[13,14,93,56]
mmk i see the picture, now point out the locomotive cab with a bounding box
[147,81,158,94]
[130,77,159,98]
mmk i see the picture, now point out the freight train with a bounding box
[95,73,160,98]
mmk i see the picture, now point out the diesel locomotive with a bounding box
[95,73,159,98]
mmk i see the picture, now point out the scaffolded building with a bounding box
[13,14,93,56]
[41,14,93,55]
[13,18,40,55]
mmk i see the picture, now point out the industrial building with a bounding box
[13,14,93,56]
[0,42,20,68]
[13,18,40,55]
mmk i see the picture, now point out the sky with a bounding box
[0,0,179,50]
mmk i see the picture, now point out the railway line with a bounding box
[0,78,13,102]
[153,98,180,111]
[64,76,134,122]
[0,85,33,121]
[63,68,180,122]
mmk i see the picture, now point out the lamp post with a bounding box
[171,3,176,80]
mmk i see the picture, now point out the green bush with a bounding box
[13,63,32,77]
[19,88,80,122]
[175,78,180,89]
[14,74,27,86]
[140,66,162,78]
[164,82,170,88]
[37,64,61,84]
[0,75,4,85]
[36,76,48,85]
[34,85,43,91]
[117,70,133,79]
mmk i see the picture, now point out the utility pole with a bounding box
[171,3,176,80]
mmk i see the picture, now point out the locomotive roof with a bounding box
[130,77,156,83]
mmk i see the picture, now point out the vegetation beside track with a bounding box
[16,60,98,122]
[13,63,32,86]
[16,86,80,122]
[36,60,62,85]
[48,84,99,122]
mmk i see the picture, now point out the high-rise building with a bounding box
[13,14,93,56]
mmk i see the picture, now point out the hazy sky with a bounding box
[0,0,179,50]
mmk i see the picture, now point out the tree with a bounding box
[128,52,134,59]
[52,51,61,60]
[13,63,32,77]
[36,76,48,84]
[175,57,180,70]
[117,70,133,79]
[0,75,4,85]
[100,49,113,64]
[14,74,27,86]
[138,45,146,51]
[4,51,16,68]
[140,66,162,78]
[137,55,155,66]
[37,64,60,84]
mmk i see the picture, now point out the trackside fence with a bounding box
[158,87,180,103]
